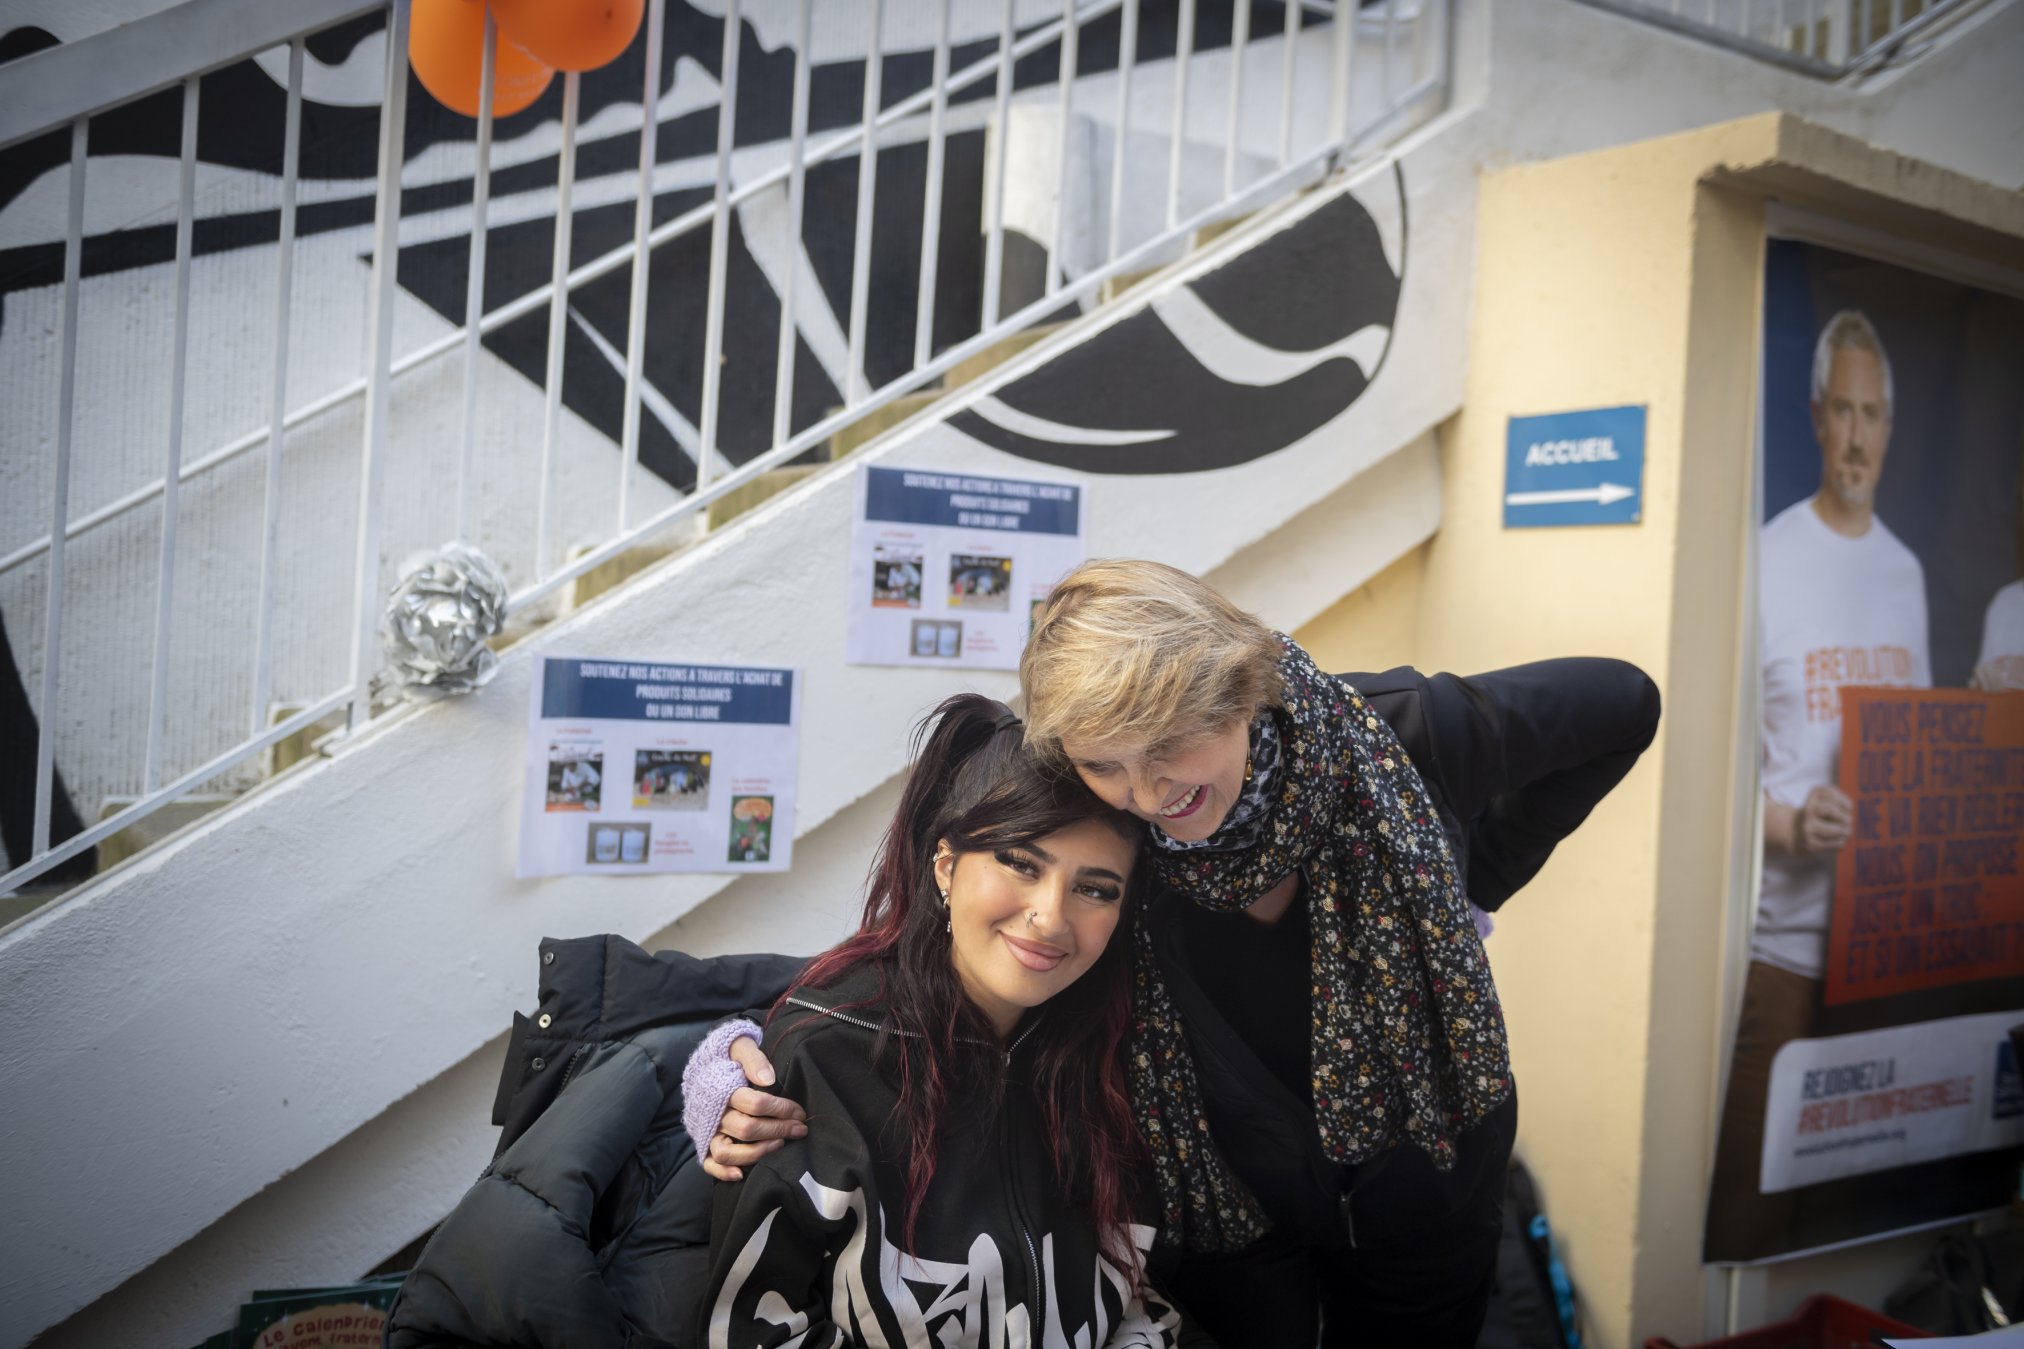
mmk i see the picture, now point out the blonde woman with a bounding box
[698,560,1660,1346]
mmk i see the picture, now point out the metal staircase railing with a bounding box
[1564,0,1992,77]
[0,0,1451,896]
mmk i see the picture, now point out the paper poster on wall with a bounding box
[1702,236,2024,1264]
[517,657,800,877]
[846,465,1085,670]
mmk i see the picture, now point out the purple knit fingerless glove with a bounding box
[682,1018,763,1164]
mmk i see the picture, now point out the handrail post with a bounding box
[146,75,200,793]
[771,0,813,450]
[33,118,88,857]
[347,0,411,732]
[619,0,666,530]
[845,0,885,405]
[536,71,581,576]
[1223,0,1252,199]
[1106,0,1140,263]
[1046,0,1080,297]
[981,0,1016,329]
[1167,0,1197,229]
[252,39,303,738]
[697,0,742,489]
[914,0,953,369]
[457,12,497,543]
[1279,0,1304,167]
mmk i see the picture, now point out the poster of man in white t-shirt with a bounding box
[1705,233,2024,1265]
[1755,310,1933,980]
[1708,308,1932,1259]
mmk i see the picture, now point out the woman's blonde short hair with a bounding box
[1020,559,1283,764]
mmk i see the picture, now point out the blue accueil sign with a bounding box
[1503,405,1645,528]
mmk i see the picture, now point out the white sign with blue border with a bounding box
[517,656,801,877]
[846,464,1086,669]
[1503,405,1645,528]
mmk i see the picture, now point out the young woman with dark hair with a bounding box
[693,693,1193,1349]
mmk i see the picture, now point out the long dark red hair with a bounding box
[782,694,1147,1271]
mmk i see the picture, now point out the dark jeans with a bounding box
[1174,1094,1517,1348]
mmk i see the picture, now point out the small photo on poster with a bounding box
[634,749,711,810]
[847,467,1084,670]
[585,821,651,865]
[949,554,1013,610]
[545,743,603,812]
[872,543,924,608]
[911,618,962,659]
[728,795,774,863]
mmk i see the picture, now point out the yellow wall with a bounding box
[1313,119,1760,1342]
[1294,542,1428,675]
[1292,112,2024,1347]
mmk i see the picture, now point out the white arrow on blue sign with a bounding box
[1503,405,1645,528]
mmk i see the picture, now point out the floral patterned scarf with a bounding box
[1129,637,1514,1254]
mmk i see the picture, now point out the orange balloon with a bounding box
[489,0,645,73]
[409,0,555,118]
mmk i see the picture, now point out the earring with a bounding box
[940,888,951,934]
[1244,755,1254,782]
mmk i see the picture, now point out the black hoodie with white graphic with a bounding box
[698,962,1194,1349]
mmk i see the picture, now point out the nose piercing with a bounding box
[1026,909,1040,928]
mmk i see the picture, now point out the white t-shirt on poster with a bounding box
[1757,497,1931,979]
[1979,579,2024,664]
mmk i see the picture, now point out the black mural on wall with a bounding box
[949,161,1405,473]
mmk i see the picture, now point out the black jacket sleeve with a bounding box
[493,938,804,1154]
[1413,658,1661,911]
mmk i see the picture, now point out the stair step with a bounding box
[826,391,943,461]
[944,326,1067,391]
[564,528,699,613]
[264,703,347,778]
[95,794,236,873]
[1098,268,1163,305]
[1191,212,1256,250]
[706,464,826,531]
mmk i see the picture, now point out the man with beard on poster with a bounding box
[1705,309,1933,1260]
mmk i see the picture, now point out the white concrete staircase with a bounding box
[8,0,2022,1338]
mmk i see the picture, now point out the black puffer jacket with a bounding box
[700,963,1198,1348]
[384,936,805,1349]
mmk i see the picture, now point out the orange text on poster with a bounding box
[1826,687,2024,1006]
